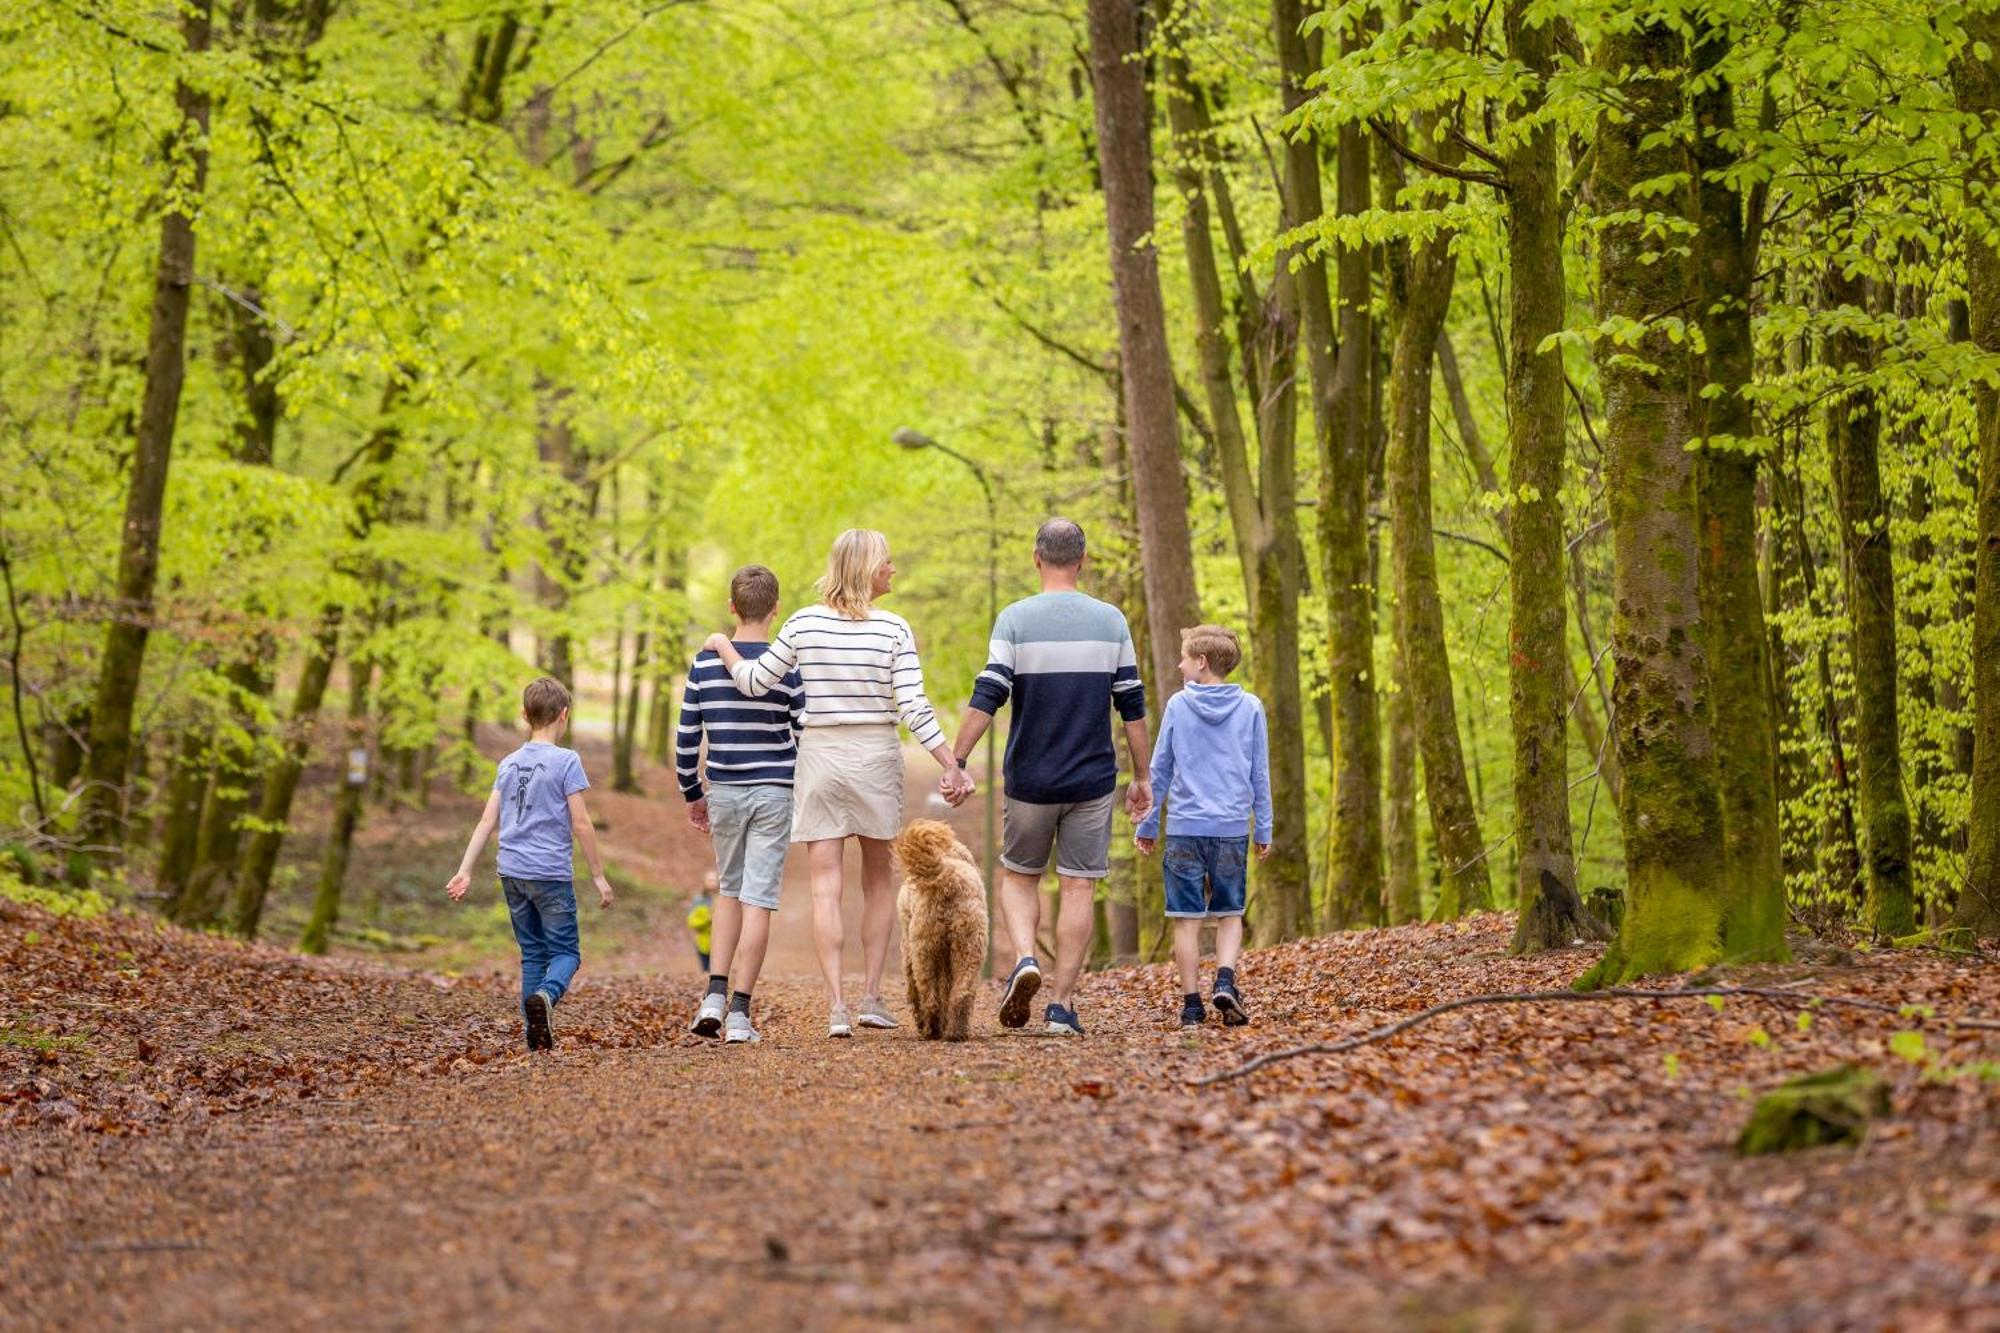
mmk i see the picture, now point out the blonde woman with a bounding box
[706,529,974,1037]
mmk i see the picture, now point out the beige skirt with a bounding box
[791,724,905,842]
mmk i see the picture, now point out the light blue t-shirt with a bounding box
[493,742,589,880]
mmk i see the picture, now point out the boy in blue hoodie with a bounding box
[1135,625,1271,1027]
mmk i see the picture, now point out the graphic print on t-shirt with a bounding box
[493,742,589,881]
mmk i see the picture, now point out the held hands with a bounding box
[594,873,615,910]
[940,763,975,807]
[687,797,711,834]
[445,870,471,901]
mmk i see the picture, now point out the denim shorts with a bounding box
[708,783,792,911]
[1162,834,1249,919]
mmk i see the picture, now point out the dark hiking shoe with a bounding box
[1044,1003,1084,1037]
[1180,995,1207,1028]
[1212,981,1250,1027]
[998,957,1042,1029]
[525,990,555,1051]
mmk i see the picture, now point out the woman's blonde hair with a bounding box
[816,528,890,619]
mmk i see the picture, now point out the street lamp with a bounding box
[894,427,999,976]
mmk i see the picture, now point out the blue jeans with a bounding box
[501,877,580,1016]
[1162,835,1249,919]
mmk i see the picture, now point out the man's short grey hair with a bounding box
[1035,518,1086,567]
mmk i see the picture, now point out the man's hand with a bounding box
[1255,842,1272,862]
[446,870,471,902]
[1124,779,1152,823]
[1134,834,1156,856]
[944,766,975,807]
[593,873,615,910]
[687,798,711,834]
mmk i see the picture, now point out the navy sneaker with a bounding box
[1180,995,1207,1028]
[1212,980,1250,1027]
[1044,1003,1084,1037]
[998,957,1042,1029]
[524,990,555,1051]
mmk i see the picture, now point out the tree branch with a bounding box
[1368,118,1508,191]
[1194,983,2000,1086]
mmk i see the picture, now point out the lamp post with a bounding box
[893,427,999,975]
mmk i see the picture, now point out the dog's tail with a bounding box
[893,819,967,889]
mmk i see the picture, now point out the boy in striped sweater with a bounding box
[677,565,805,1043]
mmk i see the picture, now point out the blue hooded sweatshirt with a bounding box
[1136,682,1272,843]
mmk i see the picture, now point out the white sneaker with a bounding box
[725,1010,761,1044]
[828,1005,853,1039]
[691,992,726,1038]
[856,996,900,1029]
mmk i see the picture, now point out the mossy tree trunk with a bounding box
[1825,264,1916,939]
[1951,28,2000,938]
[1087,0,1203,704]
[156,732,208,917]
[1385,591,1422,924]
[1578,24,1733,989]
[1387,236,1489,918]
[78,0,215,857]
[1690,21,1789,961]
[1274,0,1382,926]
[1156,0,1311,937]
[1504,0,1581,951]
[300,662,373,955]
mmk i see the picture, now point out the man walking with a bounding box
[952,518,1152,1035]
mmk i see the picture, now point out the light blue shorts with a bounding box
[708,783,792,911]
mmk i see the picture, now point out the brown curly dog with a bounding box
[894,820,989,1041]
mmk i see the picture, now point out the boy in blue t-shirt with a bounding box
[446,677,614,1051]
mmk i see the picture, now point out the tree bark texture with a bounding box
[80,0,215,854]
[300,662,372,955]
[1087,0,1202,704]
[1385,590,1422,924]
[1579,25,1733,987]
[1951,29,2000,937]
[1503,0,1585,951]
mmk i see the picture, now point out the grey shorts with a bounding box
[708,783,792,911]
[1002,792,1115,880]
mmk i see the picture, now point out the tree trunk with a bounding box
[616,626,646,793]
[1387,239,1489,918]
[1826,266,1916,939]
[1690,19,1788,962]
[1274,0,1382,926]
[1087,0,1202,703]
[300,662,372,955]
[231,617,339,936]
[1579,25,1733,988]
[1155,9,1311,936]
[1504,0,1587,950]
[1951,31,2000,937]
[1385,591,1422,924]
[534,380,580,689]
[155,732,208,916]
[79,0,215,855]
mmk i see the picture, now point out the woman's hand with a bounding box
[703,632,732,656]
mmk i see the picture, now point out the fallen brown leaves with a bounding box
[2,900,1994,1328]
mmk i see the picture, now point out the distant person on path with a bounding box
[1135,626,1271,1028]
[445,677,615,1052]
[706,529,973,1039]
[686,874,715,974]
[677,565,805,1044]
[952,518,1151,1037]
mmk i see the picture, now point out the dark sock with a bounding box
[706,974,729,997]
[1216,967,1236,988]
[1183,992,1201,1005]
[729,990,752,1015]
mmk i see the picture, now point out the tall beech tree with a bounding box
[1274,0,1383,926]
[78,0,215,856]
[1953,14,2000,938]
[1579,23,1734,988]
[1503,0,1586,951]
[1825,263,1916,939]
[1155,4,1313,936]
[1086,0,1202,702]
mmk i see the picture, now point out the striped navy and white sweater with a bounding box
[967,590,1146,804]
[675,642,805,801]
[725,606,946,751]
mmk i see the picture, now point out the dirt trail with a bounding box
[3,744,1995,1330]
